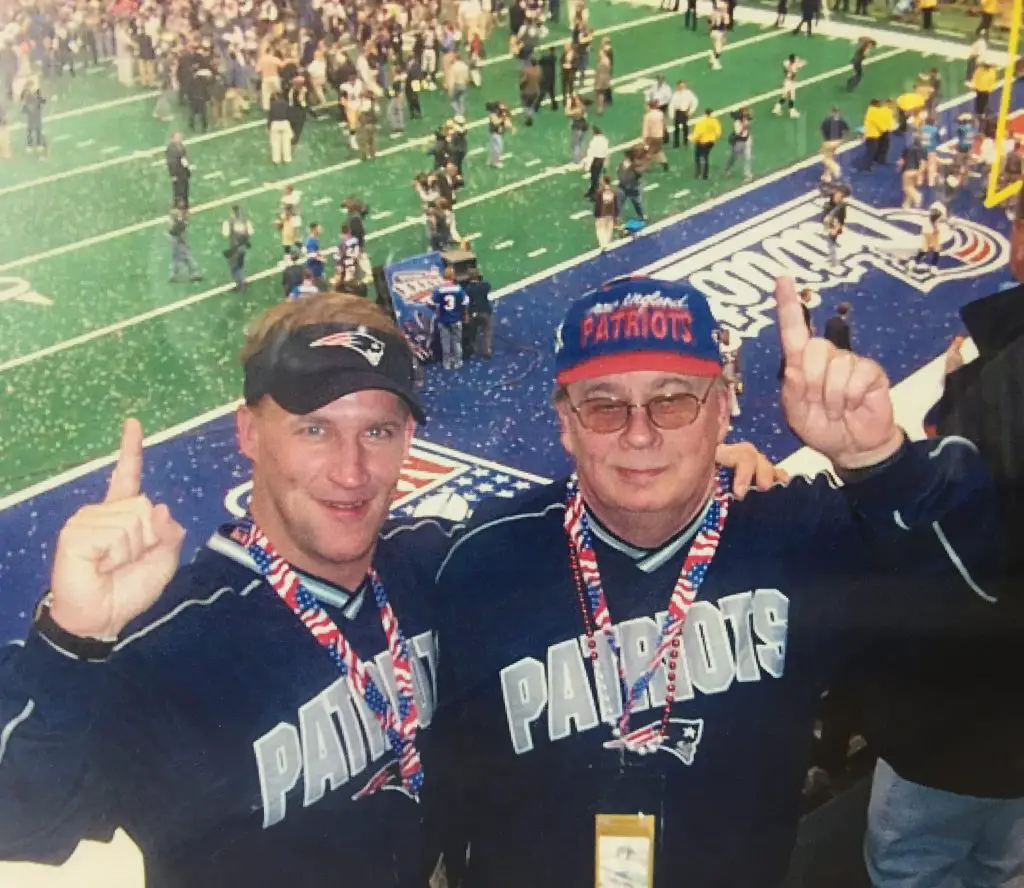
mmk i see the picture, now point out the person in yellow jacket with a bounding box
[977,0,998,39]
[858,98,887,171]
[919,0,937,31]
[972,62,998,119]
[692,107,722,179]
[896,90,925,133]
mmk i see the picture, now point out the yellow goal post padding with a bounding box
[984,0,1024,208]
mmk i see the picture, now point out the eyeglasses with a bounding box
[563,383,715,434]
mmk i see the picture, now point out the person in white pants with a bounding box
[268,93,293,164]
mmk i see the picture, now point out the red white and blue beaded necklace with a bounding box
[564,468,731,751]
[237,520,424,798]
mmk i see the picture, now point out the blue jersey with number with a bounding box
[429,440,999,888]
[430,284,468,326]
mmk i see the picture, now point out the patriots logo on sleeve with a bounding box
[310,329,386,366]
[603,717,705,766]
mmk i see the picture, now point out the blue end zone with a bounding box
[0,85,1018,639]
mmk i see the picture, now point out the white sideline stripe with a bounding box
[8,89,160,132]
[0,12,674,198]
[0,47,936,375]
[0,85,1005,512]
[0,27,795,273]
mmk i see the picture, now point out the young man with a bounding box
[0,296,451,887]
[432,275,999,888]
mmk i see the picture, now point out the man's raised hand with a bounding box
[48,419,186,641]
[776,276,904,470]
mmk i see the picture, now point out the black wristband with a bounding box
[834,433,908,484]
[33,598,116,663]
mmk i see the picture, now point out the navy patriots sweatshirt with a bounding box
[0,519,454,888]
[431,438,1000,888]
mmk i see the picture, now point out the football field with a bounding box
[0,1,982,499]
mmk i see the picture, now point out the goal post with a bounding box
[984,0,1024,208]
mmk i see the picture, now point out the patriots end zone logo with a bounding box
[310,329,386,367]
[603,717,705,766]
[641,191,1009,340]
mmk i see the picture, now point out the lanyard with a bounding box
[564,470,730,749]
[237,520,424,798]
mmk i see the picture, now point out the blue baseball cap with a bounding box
[554,276,722,385]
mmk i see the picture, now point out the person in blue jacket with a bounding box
[431,275,1001,888]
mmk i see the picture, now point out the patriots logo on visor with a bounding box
[603,717,704,766]
[310,329,386,366]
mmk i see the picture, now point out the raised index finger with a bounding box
[775,275,810,363]
[105,418,144,503]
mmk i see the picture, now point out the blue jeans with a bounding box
[439,322,463,369]
[450,87,466,117]
[865,758,1024,888]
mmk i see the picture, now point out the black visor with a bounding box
[243,323,426,423]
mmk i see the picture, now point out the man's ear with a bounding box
[237,404,259,462]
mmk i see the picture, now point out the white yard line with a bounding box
[312,196,333,206]
[493,240,515,250]
[99,145,122,154]
[229,177,251,186]
[673,189,691,198]
[8,89,159,133]
[524,158,543,167]
[527,247,548,258]
[202,170,225,180]
[570,209,591,219]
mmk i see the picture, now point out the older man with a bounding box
[432,276,998,888]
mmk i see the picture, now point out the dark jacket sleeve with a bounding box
[0,630,119,862]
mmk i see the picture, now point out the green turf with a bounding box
[0,4,966,495]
